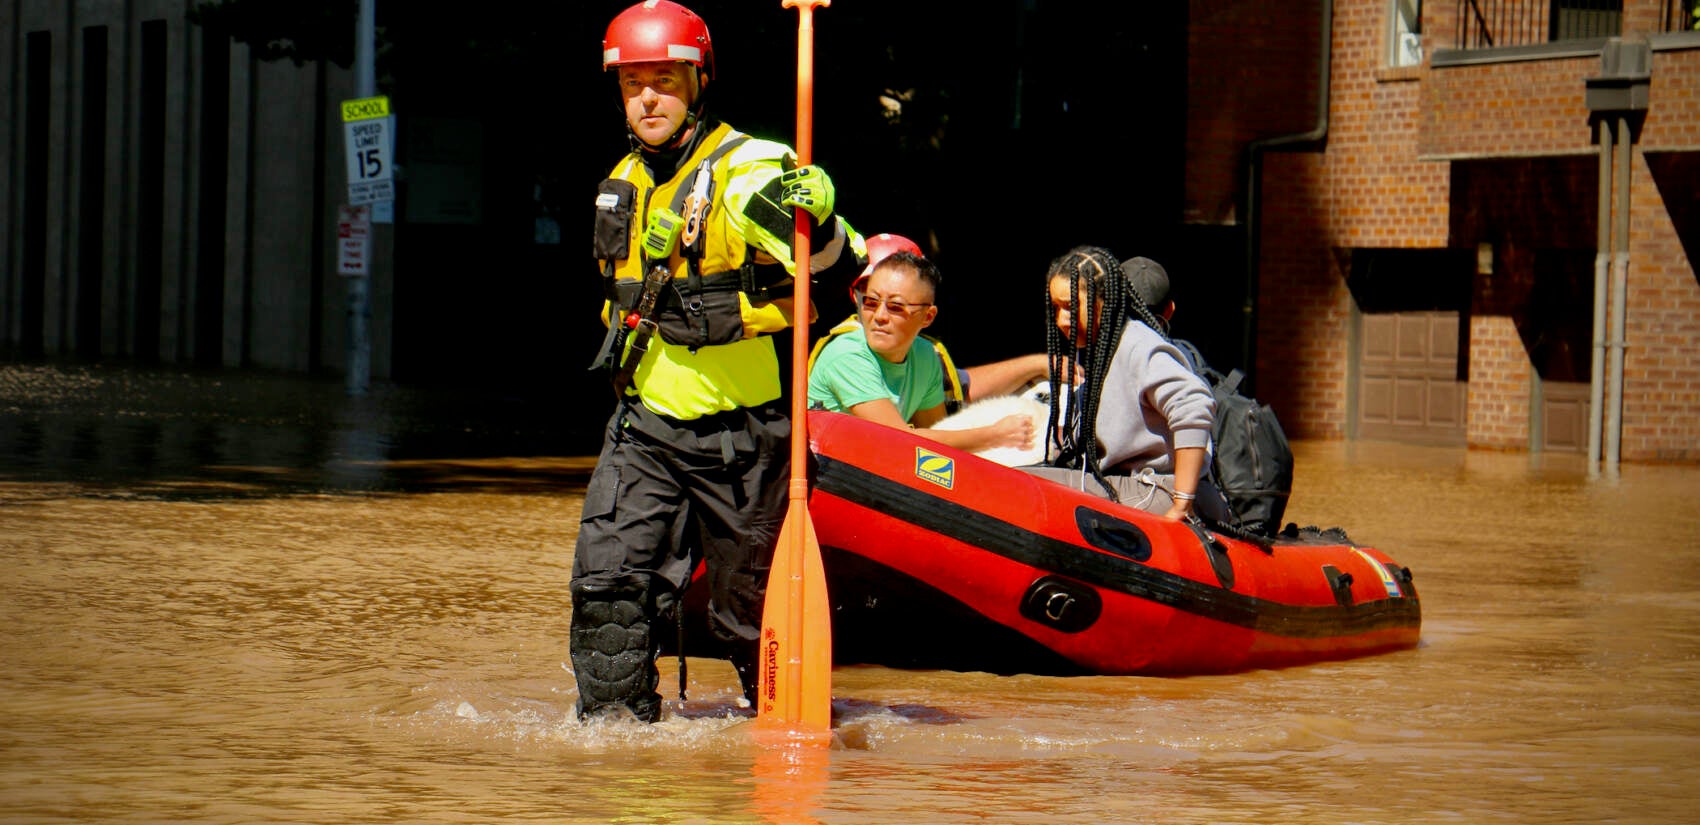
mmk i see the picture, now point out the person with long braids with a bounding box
[1026,246,1232,524]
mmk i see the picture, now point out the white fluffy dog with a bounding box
[931,382,1059,467]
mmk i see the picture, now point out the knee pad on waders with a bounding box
[569,575,662,723]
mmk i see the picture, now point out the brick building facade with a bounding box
[6,1,1697,464]
[1189,0,1699,465]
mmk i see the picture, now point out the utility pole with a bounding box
[344,0,378,395]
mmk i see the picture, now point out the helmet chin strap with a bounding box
[628,107,701,156]
[665,108,702,149]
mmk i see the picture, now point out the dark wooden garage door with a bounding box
[1356,311,1467,445]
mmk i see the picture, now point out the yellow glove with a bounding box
[779,164,835,224]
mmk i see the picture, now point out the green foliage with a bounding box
[187,0,358,68]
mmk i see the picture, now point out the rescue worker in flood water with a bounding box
[572,0,858,722]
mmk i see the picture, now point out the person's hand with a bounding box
[779,164,835,224]
[990,413,1036,450]
[1161,499,1192,522]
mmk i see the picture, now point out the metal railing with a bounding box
[1666,0,1700,30]
[1453,0,1622,48]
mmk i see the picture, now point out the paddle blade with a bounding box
[756,499,833,736]
[751,738,829,823]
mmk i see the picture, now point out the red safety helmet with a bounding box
[603,0,715,82]
[853,233,926,292]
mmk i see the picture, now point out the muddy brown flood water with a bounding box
[2,363,1698,824]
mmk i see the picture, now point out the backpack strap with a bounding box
[1172,338,1206,373]
[1221,369,1245,396]
[923,333,967,414]
[807,315,862,374]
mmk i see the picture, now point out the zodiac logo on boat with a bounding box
[914,448,956,490]
[1352,549,1404,598]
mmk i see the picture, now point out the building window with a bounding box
[1450,1,1621,49]
[1391,0,1423,67]
[1551,0,1621,40]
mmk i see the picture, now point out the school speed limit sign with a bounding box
[342,96,394,205]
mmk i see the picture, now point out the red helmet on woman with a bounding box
[603,1,715,81]
[853,233,926,291]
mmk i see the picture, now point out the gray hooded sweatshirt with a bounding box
[1093,320,1215,476]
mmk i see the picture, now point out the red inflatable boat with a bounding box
[797,410,1421,676]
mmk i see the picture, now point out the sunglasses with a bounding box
[855,291,932,320]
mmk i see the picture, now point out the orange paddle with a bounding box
[751,743,830,823]
[756,0,833,742]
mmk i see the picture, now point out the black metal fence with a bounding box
[1453,1,1698,49]
[1668,0,1700,30]
[1452,1,1618,49]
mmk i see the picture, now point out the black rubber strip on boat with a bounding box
[812,453,1420,639]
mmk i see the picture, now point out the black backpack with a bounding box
[1174,340,1295,538]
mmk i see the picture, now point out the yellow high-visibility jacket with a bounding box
[595,122,847,419]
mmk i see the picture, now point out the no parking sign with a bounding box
[337,204,371,277]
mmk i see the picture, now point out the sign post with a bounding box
[340,94,390,395]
